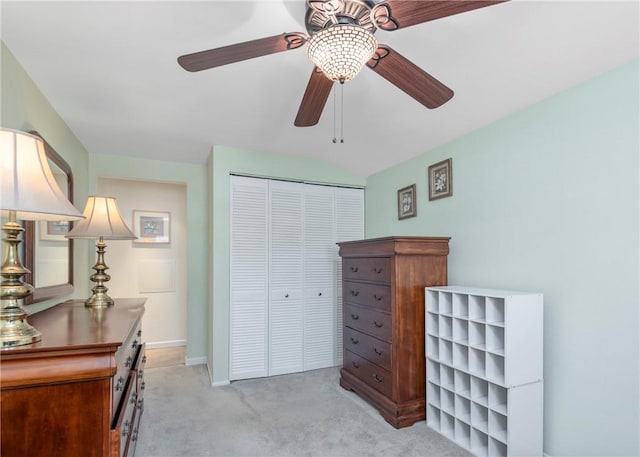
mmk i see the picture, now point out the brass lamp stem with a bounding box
[85,236,114,308]
[0,210,42,347]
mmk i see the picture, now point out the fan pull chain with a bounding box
[332,83,345,144]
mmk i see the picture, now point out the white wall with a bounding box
[97,177,188,348]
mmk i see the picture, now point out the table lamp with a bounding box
[66,196,136,307]
[0,128,85,347]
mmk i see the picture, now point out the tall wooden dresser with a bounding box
[0,298,146,457]
[338,236,450,428]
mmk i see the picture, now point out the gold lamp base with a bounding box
[84,237,114,308]
[1,215,42,347]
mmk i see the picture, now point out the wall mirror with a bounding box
[23,131,74,304]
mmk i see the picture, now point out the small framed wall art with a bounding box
[39,220,70,242]
[133,210,170,244]
[428,158,453,201]
[397,184,417,219]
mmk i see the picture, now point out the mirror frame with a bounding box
[23,131,75,304]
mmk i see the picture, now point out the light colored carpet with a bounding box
[135,365,471,457]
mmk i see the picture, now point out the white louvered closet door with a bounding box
[303,184,336,371]
[334,187,365,365]
[269,180,304,376]
[229,176,269,380]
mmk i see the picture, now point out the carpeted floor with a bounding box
[135,364,471,457]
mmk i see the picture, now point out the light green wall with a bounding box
[88,154,208,360]
[1,41,91,314]
[210,145,365,384]
[365,60,639,456]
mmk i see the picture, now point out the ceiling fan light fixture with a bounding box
[307,24,377,83]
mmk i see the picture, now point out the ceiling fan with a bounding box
[178,0,506,127]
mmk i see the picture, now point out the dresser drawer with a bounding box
[345,304,391,342]
[344,350,392,398]
[113,322,142,417]
[345,327,391,371]
[344,281,391,311]
[111,372,137,457]
[343,257,391,283]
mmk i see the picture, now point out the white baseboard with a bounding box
[212,379,230,387]
[185,356,207,366]
[146,340,186,350]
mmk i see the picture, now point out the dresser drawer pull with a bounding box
[137,329,142,337]
[137,398,144,411]
[373,321,383,328]
[130,392,138,405]
[115,376,125,392]
[352,361,359,368]
[142,355,147,365]
[350,266,359,272]
[132,339,138,349]
[125,356,133,368]
[350,290,360,297]
[138,368,144,378]
[122,420,130,437]
[141,381,146,391]
[372,267,383,274]
[350,313,359,320]
[285,294,289,298]
[132,426,139,442]
[373,294,383,301]
[374,348,383,356]
[350,337,359,344]
[318,292,322,296]
[372,373,383,383]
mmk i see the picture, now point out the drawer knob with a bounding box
[372,373,383,383]
[122,420,130,437]
[130,392,138,405]
[115,376,125,391]
[285,294,289,298]
[350,266,358,272]
[352,361,359,368]
[350,290,359,297]
[373,294,383,301]
[125,356,133,368]
[137,329,142,337]
[132,427,139,442]
[350,313,359,320]
[350,337,358,344]
[142,355,147,365]
[374,348,383,356]
[137,398,144,411]
[141,381,146,391]
[372,267,383,274]
[373,321,383,328]
[318,292,322,296]
[132,339,138,349]
[138,368,144,377]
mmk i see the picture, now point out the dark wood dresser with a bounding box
[338,236,450,428]
[0,298,146,457]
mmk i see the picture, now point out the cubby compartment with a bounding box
[455,395,471,424]
[439,315,452,340]
[470,401,489,433]
[427,334,439,360]
[426,290,439,313]
[469,347,485,377]
[453,343,469,371]
[469,295,486,322]
[426,311,439,337]
[425,286,543,457]
[427,381,441,408]
[453,293,469,318]
[486,297,505,325]
[455,419,471,448]
[454,370,471,398]
[438,292,453,316]
[486,324,504,355]
[453,318,469,343]
[489,383,508,416]
[469,321,486,349]
[440,364,455,391]
[427,359,440,385]
[439,339,453,364]
[486,353,505,384]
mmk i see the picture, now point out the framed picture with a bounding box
[133,210,170,244]
[39,220,71,242]
[397,184,417,220]
[428,158,453,201]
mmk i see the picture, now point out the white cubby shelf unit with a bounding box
[425,286,543,457]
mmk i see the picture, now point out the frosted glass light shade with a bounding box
[67,196,136,240]
[307,24,377,83]
[0,128,84,221]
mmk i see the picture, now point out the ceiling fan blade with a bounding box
[294,67,334,127]
[372,0,508,31]
[367,45,453,109]
[178,33,307,72]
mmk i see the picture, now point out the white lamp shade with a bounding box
[67,196,136,240]
[0,128,84,221]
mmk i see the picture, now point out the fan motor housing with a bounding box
[305,0,376,35]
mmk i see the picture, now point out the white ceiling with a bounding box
[1,1,638,176]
